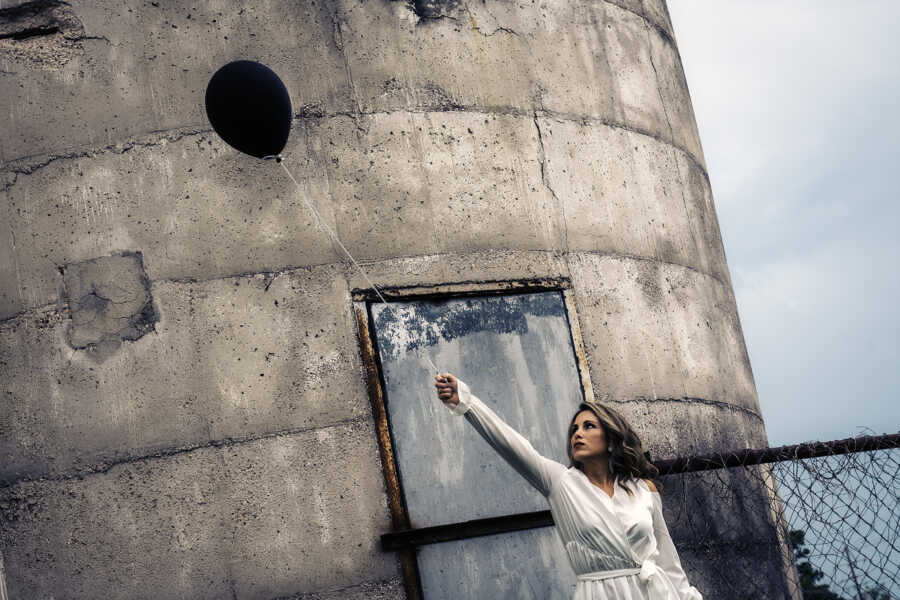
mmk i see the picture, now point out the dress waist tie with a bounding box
[576,567,641,582]
[577,559,674,599]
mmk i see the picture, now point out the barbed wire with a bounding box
[654,433,900,600]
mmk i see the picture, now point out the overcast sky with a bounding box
[667,1,900,446]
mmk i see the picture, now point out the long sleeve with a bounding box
[650,492,703,600]
[443,379,566,497]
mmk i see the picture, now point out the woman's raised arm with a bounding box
[435,373,566,497]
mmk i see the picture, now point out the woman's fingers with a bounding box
[434,374,456,388]
[434,373,457,402]
[434,373,458,404]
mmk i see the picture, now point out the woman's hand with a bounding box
[434,373,460,408]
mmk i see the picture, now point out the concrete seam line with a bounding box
[0,415,372,489]
[574,250,729,288]
[268,578,403,600]
[0,250,730,324]
[160,250,726,288]
[1,110,708,184]
[295,108,708,180]
[608,396,764,422]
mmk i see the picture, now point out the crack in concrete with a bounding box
[66,33,111,45]
[0,415,372,489]
[644,25,677,185]
[330,10,367,136]
[406,0,668,44]
[0,125,212,183]
[461,4,520,38]
[478,25,518,37]
[6,217,24,309]
[645,21,704,211]
[533,112,569,261]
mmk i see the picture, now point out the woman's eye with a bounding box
[585,423,594,428]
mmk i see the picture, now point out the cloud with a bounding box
[668,1,900,444]
[733,232,900,442]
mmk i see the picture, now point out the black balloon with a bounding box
[205,61,292,159]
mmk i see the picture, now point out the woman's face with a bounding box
[571,409,608,462]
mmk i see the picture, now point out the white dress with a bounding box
[445,380,703,600]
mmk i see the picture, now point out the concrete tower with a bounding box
[1,1,787,598]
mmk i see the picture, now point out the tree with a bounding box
[789,529,847,600]
[862,586,892,600]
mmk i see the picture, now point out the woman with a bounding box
[435,373,702,600]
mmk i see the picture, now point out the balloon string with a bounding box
[274,156,441,376]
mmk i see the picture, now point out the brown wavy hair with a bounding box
[566,401,661,494]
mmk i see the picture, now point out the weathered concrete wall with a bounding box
[0,0,780,598]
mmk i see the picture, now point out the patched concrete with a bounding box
[60,251,157,356]
[0,264,367,483]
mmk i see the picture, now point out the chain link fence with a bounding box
[654,433,900,600]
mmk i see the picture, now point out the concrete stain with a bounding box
[410,0,462,21]
[636,262,664,306]
[373,292,565,357]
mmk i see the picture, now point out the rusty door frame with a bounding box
[352,277,594,599]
